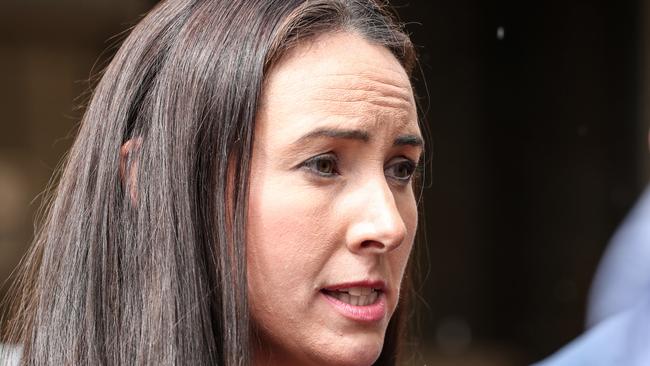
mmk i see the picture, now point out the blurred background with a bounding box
[0,0,647,365]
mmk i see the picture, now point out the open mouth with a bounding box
[320,287,382,306]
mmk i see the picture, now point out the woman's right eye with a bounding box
[300,153,339,177]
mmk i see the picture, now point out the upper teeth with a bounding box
[339,287,375,296]
[328,288,379,306]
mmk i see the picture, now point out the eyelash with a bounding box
[300,153,419,184]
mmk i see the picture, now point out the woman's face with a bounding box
[247,32,422,365]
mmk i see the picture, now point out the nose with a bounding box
[344,178,408,254]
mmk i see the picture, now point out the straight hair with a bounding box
[2,0,418,364]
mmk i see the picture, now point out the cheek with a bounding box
[392,190,418,287]
[400,190,418,239]
[247,179,330,274]
[245,171,337,323]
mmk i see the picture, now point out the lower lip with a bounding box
[320,291,387,322]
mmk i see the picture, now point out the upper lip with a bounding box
[321,279,387,292]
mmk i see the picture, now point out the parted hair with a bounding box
[2,0,417,365]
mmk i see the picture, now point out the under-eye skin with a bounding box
[385,157,417,185]
[300,153,339,178]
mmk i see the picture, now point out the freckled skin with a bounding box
[247,32,422,366]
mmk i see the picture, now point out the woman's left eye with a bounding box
[385,158,417,183]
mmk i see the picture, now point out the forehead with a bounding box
[257,32,420,145]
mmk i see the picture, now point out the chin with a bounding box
[315,350,382,366]
[312,332,385,366]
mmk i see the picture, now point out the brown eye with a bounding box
[316,159,334,174]
[302,154,339,177]
[385,158,416,183]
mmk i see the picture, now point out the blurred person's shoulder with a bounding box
[534,296,650,366]
[0,343,21,366]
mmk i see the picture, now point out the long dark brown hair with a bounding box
[2,0,418,364]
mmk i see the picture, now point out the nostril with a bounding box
[360,240,384,249]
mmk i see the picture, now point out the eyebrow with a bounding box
[297,128,369,143]
[291,128,424,148]
[393,134,424,147]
